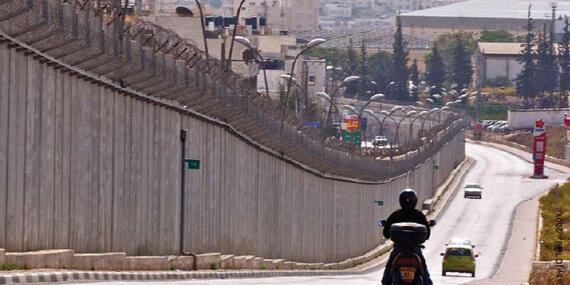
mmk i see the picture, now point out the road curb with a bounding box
[467,139,570,173]
[0,159,473,284]
[0,270,364,284]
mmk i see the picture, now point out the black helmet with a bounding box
[399,189,418,210]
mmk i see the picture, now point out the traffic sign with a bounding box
[185,159,200,170]
[352,130,362,145]
[343,130,352,142]
[375,200,384,206]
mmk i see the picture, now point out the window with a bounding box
[309,75,316,85]
[446,248,472,256]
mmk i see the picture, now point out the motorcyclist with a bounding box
[381,189,432,285]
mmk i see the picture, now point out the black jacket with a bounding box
[383,208,430,240]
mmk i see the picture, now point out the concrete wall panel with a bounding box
[0,42,466,263]
[0,37,10,248]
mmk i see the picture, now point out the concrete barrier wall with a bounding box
[508,108,570,129]
[0,8,465,264]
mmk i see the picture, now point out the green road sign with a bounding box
[433,165,440,170]
[343,130,352,142]
[352,130,362,145]
[186,159,200,170]
[375,200,384,206]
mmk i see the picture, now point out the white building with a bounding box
[474,42,524,86]
[323,2,353,19]
[228,0,318,32]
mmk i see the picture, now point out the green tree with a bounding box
[359,41,370,99]
[346,37,360,97]
[559,16,570,108]
[368,51,393,94]
[409,59,420,100]
[450,34,473,92]
[425,44,446,95]
[479,30,516,43]
[391,15,410,101]
[430,32,476,79]
[535,23,558,103]
[516,8,537,107]
[306,47,349,67]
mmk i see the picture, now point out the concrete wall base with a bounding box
[72,253,126,271]
[532,260,570,271]
[5,250,73,269]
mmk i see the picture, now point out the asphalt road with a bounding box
[74,143,567,285]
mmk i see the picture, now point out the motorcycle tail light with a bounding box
[395,256,420,267]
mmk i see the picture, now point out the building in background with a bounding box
[400,0,570,37]
[226,0,318,32]
[473,42,523,87]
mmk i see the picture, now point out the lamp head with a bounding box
[316,92,331,101]
[234,36,252,47]
[306,38,326,49]
[370,94,385,102]
[343,76,361,84]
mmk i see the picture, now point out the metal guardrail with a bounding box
[0,0,465,182]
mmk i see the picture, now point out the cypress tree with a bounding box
[410,59,420,100]
[360,41,369,99]
[559,16,570,108]
[516,8,537,107]
[346,38,359,97]
[535,23,558,101]
[391,14,410,101]
[425,44,446,95]
[450,34,473,93]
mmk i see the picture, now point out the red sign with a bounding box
[532,119,547,178]
[565,113,570,127]
[345,118,360,131]
[476,123,482,131]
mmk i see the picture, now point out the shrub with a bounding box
[483,76,513,88]
[538,182,570,261]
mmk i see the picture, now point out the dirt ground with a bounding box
[504,126,567,160]
[529,269,570,285]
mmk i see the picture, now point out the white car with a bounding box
[464,183,483,199]
[372,136,389,147]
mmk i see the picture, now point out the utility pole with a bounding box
[550,2,558,48]
[302,60,309,120]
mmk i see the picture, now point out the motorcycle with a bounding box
[379,220,436,285]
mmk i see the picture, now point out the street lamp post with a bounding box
[235,36,269,97]
[281,75,309,115]
[318,76,360,128]
[409,111,429,143]
[395,111,417,146]
[385,81,396,98]
[284,39,326,102]
[316,92,343,135]
[379,107,403,141]
[384,81,410,99]
[193,0,209,58]
[281,39,326,129]
[421,108,438,135]
[364,109,382,137]
[227,0,247,71]
[437,106,450,123]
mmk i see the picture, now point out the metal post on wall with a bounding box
[180,129,188,255]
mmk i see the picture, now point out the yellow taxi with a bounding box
[441,238,478,277]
